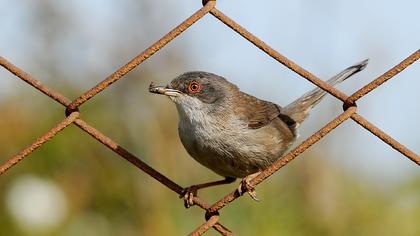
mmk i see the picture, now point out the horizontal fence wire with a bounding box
[1,0,419,235]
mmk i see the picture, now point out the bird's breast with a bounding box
[177,111,293,178]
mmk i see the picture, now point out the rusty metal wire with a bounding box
[65,0,216,115]
[0,56,71,107]
[0,60,232,235]
[0,111,79,174]
[190,214,221,236]
[346,50,420,105]
[209,8,349,103]
[351,113,420,165]
[0,0,418,235]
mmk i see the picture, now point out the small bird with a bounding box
[149,60,367,208]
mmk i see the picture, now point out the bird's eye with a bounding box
[188,81,202,94]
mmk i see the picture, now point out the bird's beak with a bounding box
[149,82,181,97]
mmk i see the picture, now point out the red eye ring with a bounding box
[188,81,202,94]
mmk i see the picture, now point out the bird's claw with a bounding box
[237,177,259,201]
[180,186,198,208]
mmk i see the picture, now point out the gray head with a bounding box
[149,71,238,114]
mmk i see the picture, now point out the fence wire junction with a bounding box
[1,0,419,235]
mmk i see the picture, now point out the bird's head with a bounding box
[149,71,238,116]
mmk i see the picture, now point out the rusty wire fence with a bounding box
[1,0,419,235]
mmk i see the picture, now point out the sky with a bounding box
[1,0,419,186]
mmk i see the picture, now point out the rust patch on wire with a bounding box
[1,0,419,234]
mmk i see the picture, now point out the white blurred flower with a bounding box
[5,175,68,232]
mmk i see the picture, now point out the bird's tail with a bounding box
[282,59,368,126]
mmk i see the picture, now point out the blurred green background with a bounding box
[1,0,419,235]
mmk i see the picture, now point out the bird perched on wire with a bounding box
[149,59,368,208]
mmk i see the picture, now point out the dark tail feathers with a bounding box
[282,59,368,126]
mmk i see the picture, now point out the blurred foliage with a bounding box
[1,1,419,235]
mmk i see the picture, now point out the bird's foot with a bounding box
[179,186,198,208]
[237,173,260,201]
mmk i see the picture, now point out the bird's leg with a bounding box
[237,172,261,201]
[180,176,236,208]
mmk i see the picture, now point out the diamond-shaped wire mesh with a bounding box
[1,0,419,235]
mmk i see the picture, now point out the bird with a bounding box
[149,59,368,208]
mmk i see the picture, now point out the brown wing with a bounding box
[234,93,296,130]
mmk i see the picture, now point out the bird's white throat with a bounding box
[174,95,210,125]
